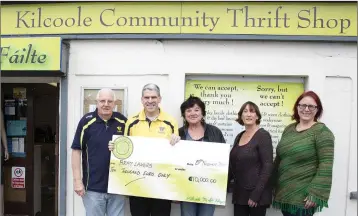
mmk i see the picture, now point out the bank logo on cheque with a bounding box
[113,136,134,160]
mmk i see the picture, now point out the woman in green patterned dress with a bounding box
[272,91,335,216]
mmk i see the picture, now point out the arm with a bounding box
[173,120,179,136]
[71,150,82,183]
[227,155,235,193]
[218,129,226,144]
[71,119,85,196]
[271,153,281,196]
[249,131,274,202]
[306,127,335,205]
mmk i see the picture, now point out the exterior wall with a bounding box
[65,40,357,216]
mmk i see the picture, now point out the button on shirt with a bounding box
[71,109,127,193]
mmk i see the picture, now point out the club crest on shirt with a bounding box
[158,126,165,134]
[117,126,122,133]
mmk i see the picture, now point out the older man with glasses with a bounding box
[71,88,127,216]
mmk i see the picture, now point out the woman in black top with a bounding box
[229,101,273,216]
[179,96,226,216]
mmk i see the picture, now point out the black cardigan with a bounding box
[228,128,273,205]
[179,123,226,144]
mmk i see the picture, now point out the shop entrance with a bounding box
[1,83,59,216]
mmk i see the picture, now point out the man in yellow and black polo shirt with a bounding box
[125,83,180,216]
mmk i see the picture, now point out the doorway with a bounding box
[1,83,59,216]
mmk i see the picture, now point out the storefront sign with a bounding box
[185,80,304,154]
[1,37,62,71]
[11,166,26,188]
[108,136,230,205]
[1,2,356,36]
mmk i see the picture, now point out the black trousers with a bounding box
[129,196,171,216]
[234,204,267,216]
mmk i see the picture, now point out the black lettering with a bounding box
[341,19,351,33]
[257,18,265,27]
[53,18,63,27]
[31,12,35,28]
[0,47,10,62]
[18,48,25,63]
[283,13,290,28]
[297,9,310,28]
[227,8,243,27]
[116,17,127,26]
[30,47,38,63]
[83,17,92,27]
[16,11,30,28]
[244,6,255,27]
[100,8,114,26]
[168,17,178,26]
[149,17,166,26]
[313,7,324,28]
[182,16,193,26]
[38,54,46,63]
[77,6,82,26]
[9,51,20,63]
[267,11,272,27]
[129,17,146,26]
[327,19,338,29]
[25,44,32,63]
[65,18,75,27]
[44,18,51,27]
[202,12,209,27]
[37,7,42,27]
[275,6,283,28]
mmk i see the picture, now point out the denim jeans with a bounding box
[82,190,125,216]
[181,202,215,216]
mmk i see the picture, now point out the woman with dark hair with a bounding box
[228,101,273,216]
[272,91,335,216]
[179,96,226,216]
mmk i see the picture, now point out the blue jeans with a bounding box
[181,202,215,216]
[82,190,125,216]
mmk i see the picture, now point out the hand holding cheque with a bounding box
[108,135,230,205]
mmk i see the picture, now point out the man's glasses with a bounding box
[98,100,114,105]
[297,104,317,111]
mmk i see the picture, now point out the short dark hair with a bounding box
[292,90,323,122]
[180,96,206,126]
[236,101,261,126]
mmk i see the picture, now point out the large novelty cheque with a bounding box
[108,135,230,205]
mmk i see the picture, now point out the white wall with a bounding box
[65,40,357,216]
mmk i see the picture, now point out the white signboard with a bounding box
[108,136,230,205]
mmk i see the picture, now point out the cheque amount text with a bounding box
[188,176,217,184]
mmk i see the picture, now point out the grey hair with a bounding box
[96,88,116,101]
[142,83,161,97]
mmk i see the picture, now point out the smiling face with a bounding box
[241,104,259,126]
[184,104,203,125]
[297,96,318,123]
[141,89,161,115]
[96,90,115,119]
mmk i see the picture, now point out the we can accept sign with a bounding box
[1,2,356,36]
